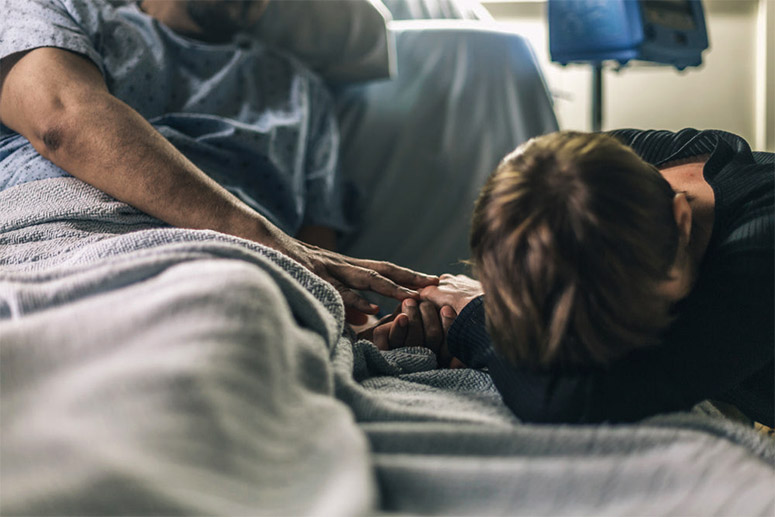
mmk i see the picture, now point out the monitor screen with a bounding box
[642,0,696,31]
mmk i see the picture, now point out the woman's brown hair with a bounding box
[470,131,679,369]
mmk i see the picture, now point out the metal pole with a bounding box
[591,63,603,132]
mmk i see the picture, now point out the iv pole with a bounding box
[591,63,603,132]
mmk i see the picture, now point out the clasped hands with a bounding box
[277,230,484,367]
[356,274,484,368]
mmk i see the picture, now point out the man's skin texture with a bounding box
[0,1,437,322]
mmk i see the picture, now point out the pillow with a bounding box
[251,0,396,83]
[379,0,493,21]
[336,22,559,282]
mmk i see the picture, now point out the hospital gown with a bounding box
[0,0,351,236]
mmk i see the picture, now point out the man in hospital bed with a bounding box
[0,0,435,321]
[374,129,774,428]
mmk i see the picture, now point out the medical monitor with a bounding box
[548,0,709,70]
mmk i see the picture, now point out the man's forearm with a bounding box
[0,47,437,317]
[0,48,275,245]
[39,90,280,245]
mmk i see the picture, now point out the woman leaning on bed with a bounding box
[374,128,774,427]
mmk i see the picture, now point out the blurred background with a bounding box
[481,0,775,151]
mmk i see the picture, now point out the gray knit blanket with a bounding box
[1,178,773,516]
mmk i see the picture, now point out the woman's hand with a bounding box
[419,274,484,315]
[267,230,438,323]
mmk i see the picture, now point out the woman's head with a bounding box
[470,131,683,369]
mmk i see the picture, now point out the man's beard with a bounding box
[185,1,257,43]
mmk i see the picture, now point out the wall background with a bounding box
[481,0,775,151]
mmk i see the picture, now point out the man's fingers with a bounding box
[402,298,424,346]
[327,277,380,315]
[449,358,466,369]
[345,306,370,326]
[440,305,457,332]
[435,305,458,368]
[332,263,419,301]
[351,259,438,288]
[373,323,391,350]
[419,301,443,353]
[388,314,409,349]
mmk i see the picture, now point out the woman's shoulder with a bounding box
[710,158,773,256]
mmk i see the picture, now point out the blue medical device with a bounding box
[548,0,709,70]
[547,0,709,131]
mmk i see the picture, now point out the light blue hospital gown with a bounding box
[0,0,351,235]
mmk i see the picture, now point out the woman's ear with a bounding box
[673,192,692,246]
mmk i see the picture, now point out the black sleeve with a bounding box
[446,296,492,369]
[479,248,773,425]
[449,128,774,426]
[606,128,716,165]
[654,248,774,423]
[598,247,773,424]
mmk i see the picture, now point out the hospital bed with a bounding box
[1,0,773,515]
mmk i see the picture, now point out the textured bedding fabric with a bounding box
[0,179,371,516]
[2,178,774,516]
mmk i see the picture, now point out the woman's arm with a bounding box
[440,254,773,425]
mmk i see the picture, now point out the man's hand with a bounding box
[358,299,464,368]
[0,47,437,322]
[419,274,484,314]
[292,225,438,322]
[274,232,438,320]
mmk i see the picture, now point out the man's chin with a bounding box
[193,29,240,44]
[185,2,252,43]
